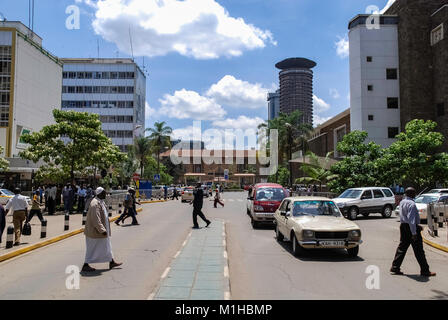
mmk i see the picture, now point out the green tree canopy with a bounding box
[19,110,125,183]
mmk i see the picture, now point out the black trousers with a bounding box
[193,207,209,227]
[27,209,44,223]
[392,223,430,273]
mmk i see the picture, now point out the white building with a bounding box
[61,58,146,152]
[0,21,62,159]
[349,15,400,148]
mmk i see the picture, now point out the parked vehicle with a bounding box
[394,193,448,220]
[332,187,396,220]
[247,183,288,228]
[274,197,362,257]
[181,186,195,202]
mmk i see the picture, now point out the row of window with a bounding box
[63,71,135,79]
[62,100,134,109]
[62,86,135,94]
[99,115,133,123]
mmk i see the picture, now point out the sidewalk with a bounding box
[422,226,448,253]
[151,220,230,300]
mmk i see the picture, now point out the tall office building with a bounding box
[61,58,146,152]
[349,0,448,148]
[267,89,280,121]
[0,21,62,158]
[275,57,316,125]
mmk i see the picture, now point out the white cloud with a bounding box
[381,0,396,13]
[212,115,264,131]
[88,0,276,59]
[335,35,349,59]
[329,88,340,99]
[313,95,330,114]
[206,75,273,109]
[314,115,331,127]
[159,89,226,120]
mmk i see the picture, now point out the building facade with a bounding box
[275,58,316,125]
[267,90,280,121]
[0,21,63,159]
[349,0,448,149]
[61,58,146,152]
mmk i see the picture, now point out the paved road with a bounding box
[0,191,447,300]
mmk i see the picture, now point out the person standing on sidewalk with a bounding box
[82,187,122,272]
[27,190,44,223]
[391,187,436,277]
[0,203,5,243]
[191,183,211,229]
[214,188,224,208]
[4,188,28,246]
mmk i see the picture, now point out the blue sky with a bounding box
[1,0,394,147]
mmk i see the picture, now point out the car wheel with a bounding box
[347,245,359,258]
[291,233,305,256]
[382,205,392,218]
[348,207,358,220]
[276,225,284,242]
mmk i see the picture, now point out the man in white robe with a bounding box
[82,187,122,272]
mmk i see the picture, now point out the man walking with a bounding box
[191,183,211,229]
[82,187,122,272]
[391,187,436,277]
[4,188,28,246]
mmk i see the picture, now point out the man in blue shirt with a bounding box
[391,187,436,277]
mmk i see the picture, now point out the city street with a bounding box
[0,192,447,300]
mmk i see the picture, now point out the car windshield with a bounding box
[0,189,14,196]
[338,189,362,199]
[256,188,285,201]
[415,195,439,204]
[293,201,341,217]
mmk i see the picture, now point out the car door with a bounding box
[359,189,374,214]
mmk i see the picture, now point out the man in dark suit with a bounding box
[191,183,211,229]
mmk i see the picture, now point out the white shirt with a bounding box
[5,194,28,211]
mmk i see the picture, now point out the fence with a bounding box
[291,191,338,199]
[427,202,448,238]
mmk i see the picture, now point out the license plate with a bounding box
[319,241,345,247]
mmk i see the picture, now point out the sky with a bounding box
[0,0,396,148]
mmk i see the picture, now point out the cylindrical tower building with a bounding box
[275,57,317,125]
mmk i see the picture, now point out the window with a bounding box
[366,56,372,62]
[386,68,398,80]
[437,103,445,117]
[373,189,384,198]
[431,24,444,46]
[361,190,372,200]
[368,115,374,121]
[387,97,399,109]
[367,85,373,91]
[388,127,399,139]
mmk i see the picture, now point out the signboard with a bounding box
[154,174,160,182]
[224,169,229,181]
[133,173,140,181]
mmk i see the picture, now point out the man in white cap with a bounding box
[82,187,122,272]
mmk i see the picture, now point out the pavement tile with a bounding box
[156,286,191,299]
[190,289,224,300]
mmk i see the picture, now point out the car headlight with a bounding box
[349,230,361,238]
[254,205,264,212]
[303,230,314,238]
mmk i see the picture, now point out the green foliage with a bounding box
[19,110,126,183]
[296,152,338,191]
[0,146,8,172]
[328,131,383,194]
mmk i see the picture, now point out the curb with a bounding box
[0,207,144,264]
[422,229,448,253]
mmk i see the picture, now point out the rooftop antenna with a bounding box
[129,25,134,61]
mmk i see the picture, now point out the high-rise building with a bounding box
[267,89,280,121]
[61,58,146,152]
[275,57,316,125]
[349,0,448,148]
[0,21,62,158]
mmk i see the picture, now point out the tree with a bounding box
[328,131,383,194]
[0,146,8,172]
[19,110,125,183]
[132,136,152,178]
[378,119,448,189]
[296,151,338,191]
[145,121,173,176]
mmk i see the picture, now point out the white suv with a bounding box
[332,187,396,220]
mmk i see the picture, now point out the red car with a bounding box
[247,183,289,228]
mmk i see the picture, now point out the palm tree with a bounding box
[145,121,173,176]
[132,136,152,177]
[295,151,338,191]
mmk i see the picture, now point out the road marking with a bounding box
[161,267,170,279]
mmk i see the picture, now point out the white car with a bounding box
[332,187,396,220]
[394,193,448,220]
